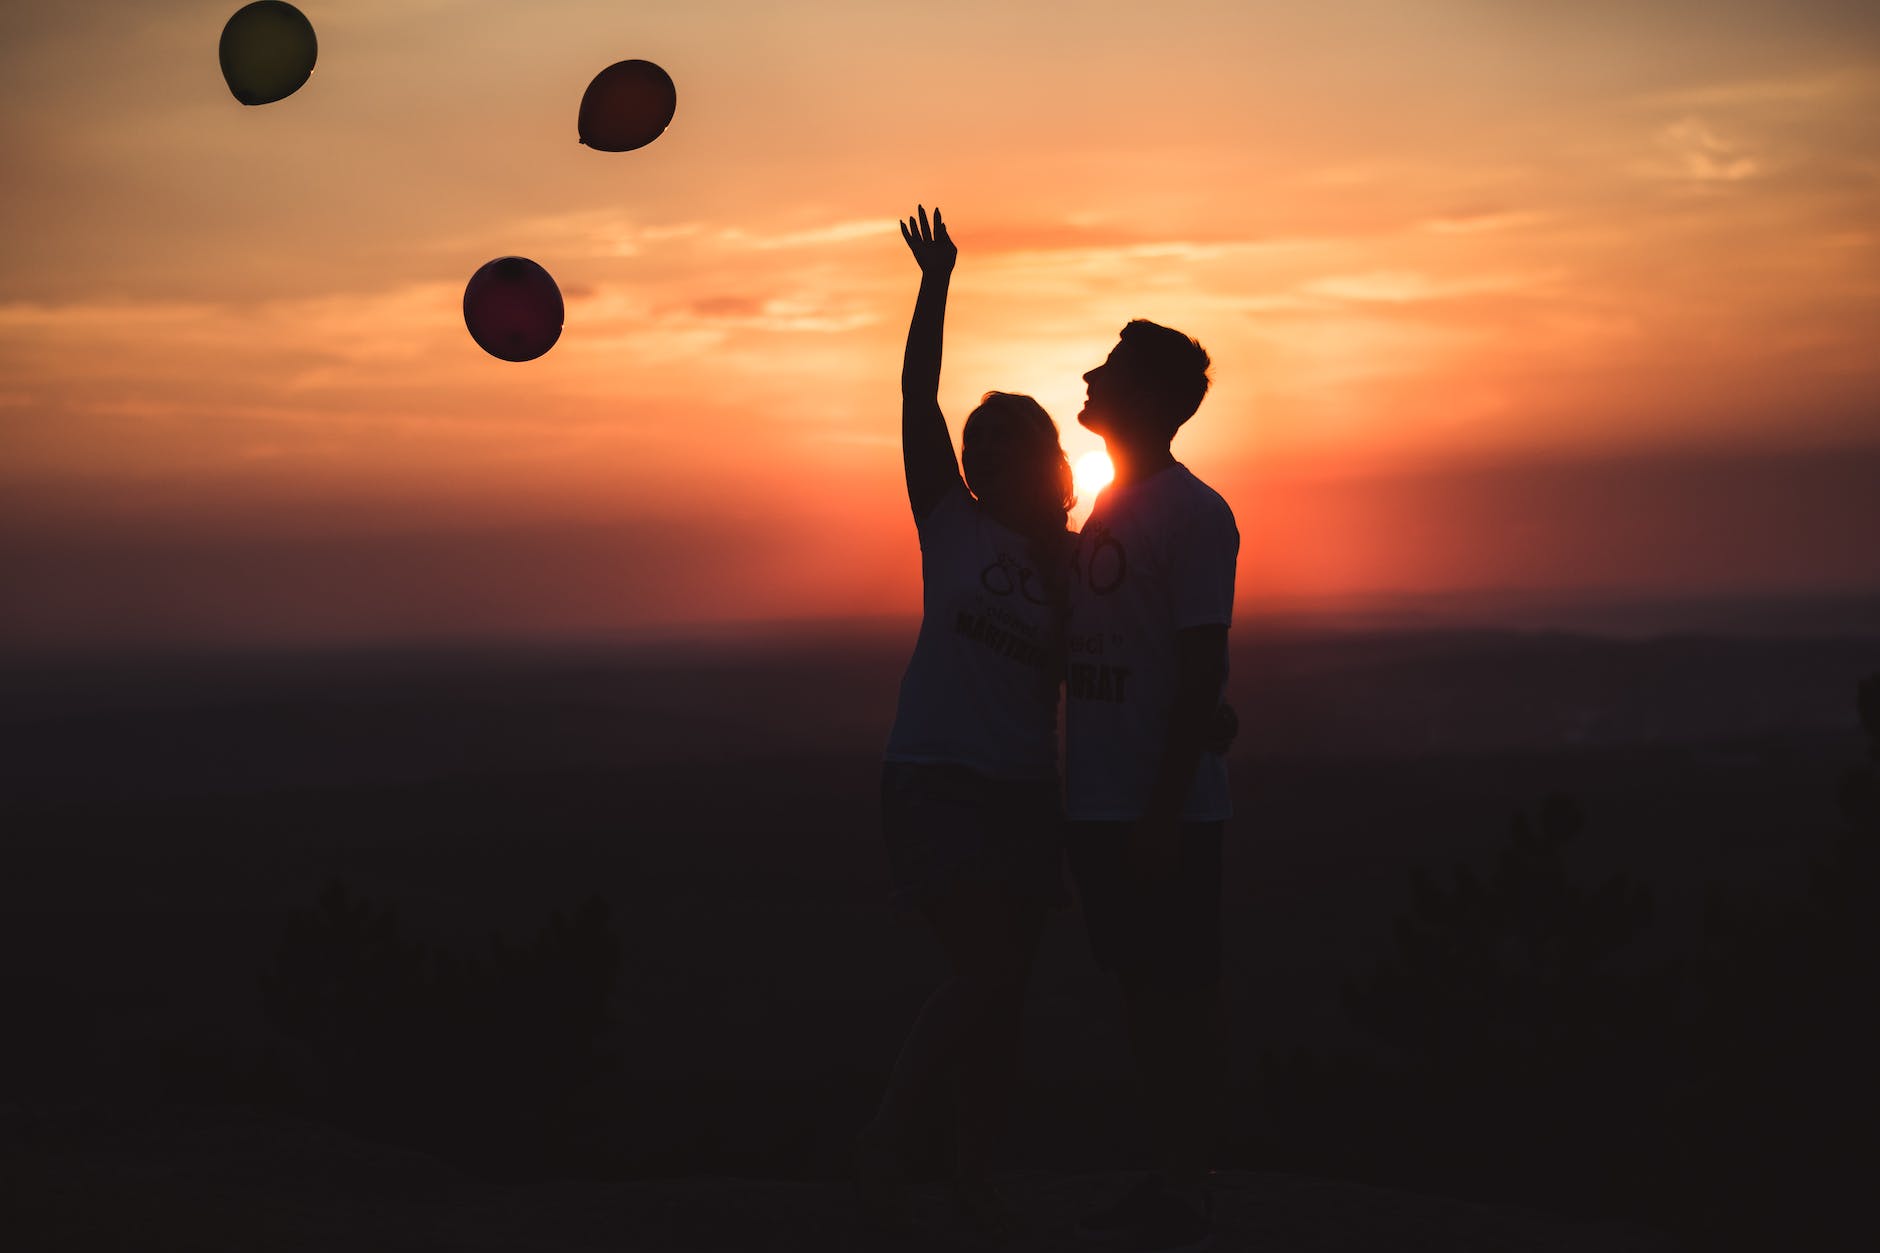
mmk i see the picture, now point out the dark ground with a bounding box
[2,620,1874,1249]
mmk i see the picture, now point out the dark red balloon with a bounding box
[463,257,563,362]
[578,60,677,152]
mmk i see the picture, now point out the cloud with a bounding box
[725,220,883,251]
[0,284,463,388]
[667,293,879,334]
[1648,117,1760,183]
[1237,294,1327,315]
[1299,269,1562,304]
[687,296,765,319]
[1640,69,1878,112]
[510,211,888,261]
[486,212,709,260]
[1419,211,1547,235]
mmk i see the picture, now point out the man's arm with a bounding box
[899,206,962,521]
[1131,623,1229,872]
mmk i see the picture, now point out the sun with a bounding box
[1073,449,1114,498]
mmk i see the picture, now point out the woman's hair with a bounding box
[961,391,1075,530]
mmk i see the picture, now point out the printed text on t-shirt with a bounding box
[1068,661,1130,702]
[955,610,1049,669]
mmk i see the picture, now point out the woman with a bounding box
[854,206,1076,1235]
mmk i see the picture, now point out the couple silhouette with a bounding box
[859,207,1239,1252]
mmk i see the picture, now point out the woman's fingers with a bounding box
[900,206,948,255]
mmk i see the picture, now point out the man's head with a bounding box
[1078,320,1212,445]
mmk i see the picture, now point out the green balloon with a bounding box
[219,2,317,106]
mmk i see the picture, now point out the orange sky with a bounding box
[2,0,1878,648]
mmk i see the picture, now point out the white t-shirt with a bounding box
[1065,462,1239,821]
[884,483,1064,780]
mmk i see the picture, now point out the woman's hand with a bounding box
[899,205,956,276]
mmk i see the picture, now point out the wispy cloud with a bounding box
[724,220,883,251]
[1300,269,1562,305]
[1640,70,1878,112]
[1419,211,1546,235]
[656,292,878,334]
[1646,117,1760,183]
[509,211,888,260]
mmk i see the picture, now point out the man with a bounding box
[1065,320,1238,1253]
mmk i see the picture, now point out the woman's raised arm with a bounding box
[899,205,963,521]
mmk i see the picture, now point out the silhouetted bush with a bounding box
[1345,794,1658,1077]
[1256,792,1670,1215]
[258,881,621,1177]
[1257,675,1880,1249]
[1813,672,1880,955]
[1662,672,1880,1248]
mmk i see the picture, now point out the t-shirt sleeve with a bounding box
[1166,493,1239,629]
[914,479,974,552]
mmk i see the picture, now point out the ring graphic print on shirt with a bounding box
[1076,520,1127,596]
[980,552,1053,606]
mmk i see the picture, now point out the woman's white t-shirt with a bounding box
[884,483,1063,780]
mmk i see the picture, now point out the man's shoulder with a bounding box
[1166,463,1237,530]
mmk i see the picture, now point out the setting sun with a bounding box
[1073,450,1114,499]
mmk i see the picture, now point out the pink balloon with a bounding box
[463,257,563,362]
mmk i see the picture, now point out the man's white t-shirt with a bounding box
[1065,462,1239,821]
[884,483,1062,780]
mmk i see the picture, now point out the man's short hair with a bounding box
[1119,319,1211,433]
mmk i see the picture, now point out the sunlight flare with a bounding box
[1074,449,1115,498]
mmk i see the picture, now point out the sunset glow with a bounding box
[2,1,1877,649]
[1073,451,1115,502]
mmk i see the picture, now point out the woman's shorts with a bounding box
[880,761,1068,913]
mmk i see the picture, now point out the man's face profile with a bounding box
[1079,341,1127,436]
[1080,338,1154,441]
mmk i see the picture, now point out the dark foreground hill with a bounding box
[2,621,1874,1249]
[4,1105,1666,1252]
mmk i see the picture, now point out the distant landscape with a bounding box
[3,602,1876,1246]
